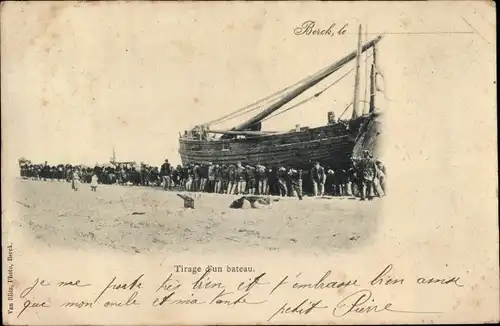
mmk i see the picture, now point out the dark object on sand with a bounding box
[177,193,195,209]
[131,212,145,215]
[230,196,271,209]
[16,200,31,208]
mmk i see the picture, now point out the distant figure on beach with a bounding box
[72,169,80,191]
[90,173,98,192]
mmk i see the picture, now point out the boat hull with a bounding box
[179,113,383,170]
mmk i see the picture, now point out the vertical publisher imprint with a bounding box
[7,243,14,314]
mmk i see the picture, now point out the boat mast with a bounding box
[363,25,369,115]
[110,146,116,164]
[369,43,377,113]
[229,35,383,132]
[351,24,363,119]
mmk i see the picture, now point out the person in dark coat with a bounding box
[160,159,172,190]
[221,164,229,194]
[268,166,278,196]
[199,163,209,192]
[246,165,256,195]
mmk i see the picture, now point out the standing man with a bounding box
[227,164,236,194]
[221,164,229,194]
[71,167,81,191]
[277,166,288,197]
[246,165,256,195]
[287,168,303,199]
[57,164,65,182]
[199,163,208,192]
[256,164,267,195]
[349,158,361,197]
[310,162,326,196]
[214,164,222,194]
[185,163,194,191]
[268,166,278,195]
[140,163,147,186]
[42,161,49,181]
[326,168,335,196]
[359,150,377,200]
[160,159,172,190]
[235,162,246,195]
[334,167,345,196]
[207,162,216,193]
[193,164,201,191]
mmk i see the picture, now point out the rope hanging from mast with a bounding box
[208,104,265,126]
[338,102,353,120]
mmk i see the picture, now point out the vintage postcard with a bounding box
[1,1,498,325]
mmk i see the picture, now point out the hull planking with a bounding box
[179,113,382,170]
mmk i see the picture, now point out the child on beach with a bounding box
[72,169,80,191]
[90,173,98,192]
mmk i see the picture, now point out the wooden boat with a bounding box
[179,25,384,170]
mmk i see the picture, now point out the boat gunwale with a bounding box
[179,113,378,145]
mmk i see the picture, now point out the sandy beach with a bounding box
[13,179,381,255]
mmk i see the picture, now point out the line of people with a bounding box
[18,150,385,200]
[19,161,173,187]
[159,150,385,200]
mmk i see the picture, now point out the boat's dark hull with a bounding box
[179,113,383,170]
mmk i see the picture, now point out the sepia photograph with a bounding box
[13,6,387,255]
[2,1,497,325]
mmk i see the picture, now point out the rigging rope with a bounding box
[338,102,353,120]
[209,104,264,126]
[260,66,355,123]
[203,56,356,126]
[375,67,390,101]
[204,91,286,126]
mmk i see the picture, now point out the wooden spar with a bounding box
[363,25,369,115]
[208,129,280,136]
[351,25,363,119]
[369,44,377,113]
[229,35,383,132]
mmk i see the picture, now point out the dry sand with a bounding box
[12,179,381,255]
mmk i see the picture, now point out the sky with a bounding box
[1,1,495,170]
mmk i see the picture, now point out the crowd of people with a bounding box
[18,150,386,200]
